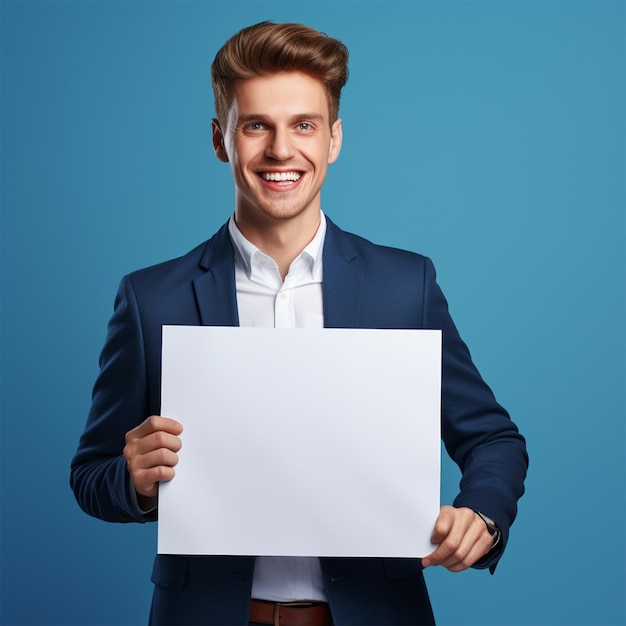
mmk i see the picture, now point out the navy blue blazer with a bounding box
[71,218,527,625]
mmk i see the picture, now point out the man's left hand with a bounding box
[421,505,494,572]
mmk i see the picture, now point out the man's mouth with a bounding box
[260,171,302,182]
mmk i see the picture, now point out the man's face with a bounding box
[212,71,342,228]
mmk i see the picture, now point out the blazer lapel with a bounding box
[322,218,363,329]
[192,223,240,327]
[191,218,362,329]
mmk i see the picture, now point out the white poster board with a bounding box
[158,326,441,558]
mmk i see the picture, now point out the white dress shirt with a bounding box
[228,213,328,603]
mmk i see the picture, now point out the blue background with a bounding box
[1,1,624,624]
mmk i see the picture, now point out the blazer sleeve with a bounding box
[70,275,156,523]
[421,257,528,570]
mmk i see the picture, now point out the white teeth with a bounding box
[262,172,301,182]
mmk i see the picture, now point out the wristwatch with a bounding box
[475,511,502,548]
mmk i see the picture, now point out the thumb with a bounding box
[431,507,454,544]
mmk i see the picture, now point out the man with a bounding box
[71,21,528,626]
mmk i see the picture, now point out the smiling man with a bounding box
[213,70,342,279]
[71,21,528,626]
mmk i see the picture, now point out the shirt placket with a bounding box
[275,287,294,328]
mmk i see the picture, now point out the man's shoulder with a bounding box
[326,219,431,268]
[127,240,207,281]
[125,223,230,288]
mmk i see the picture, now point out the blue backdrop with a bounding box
[1,1,624,624]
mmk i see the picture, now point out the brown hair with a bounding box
[211,21,349,125]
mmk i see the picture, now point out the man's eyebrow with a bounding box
[236,113,326,124]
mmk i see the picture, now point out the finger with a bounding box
[125,430,183,458]
[423,538,459,568]
[423,507,481,567]
[131,464,178,499]
[126,415,183,442]
[127,448,180,498]
[436,516,493,571]
[430,505,455,544]
[127,446,180,473]
[441,531,494,572]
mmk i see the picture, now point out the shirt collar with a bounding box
[228,211,326,283]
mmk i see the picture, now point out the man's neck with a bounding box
[233,209,321,281]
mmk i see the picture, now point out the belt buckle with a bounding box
[272,601,316,626]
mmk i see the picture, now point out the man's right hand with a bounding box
[123,415,183,508]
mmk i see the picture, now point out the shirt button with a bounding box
[279,292,287,300]
[260,257,268,265]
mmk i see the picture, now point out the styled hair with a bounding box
[211,21,349,125]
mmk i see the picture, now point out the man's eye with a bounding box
[297,122,312,131]
[247,123,264,131]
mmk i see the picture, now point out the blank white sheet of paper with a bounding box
[158,326,441,558]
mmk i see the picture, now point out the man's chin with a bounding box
[250,198,318,223]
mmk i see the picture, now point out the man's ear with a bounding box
[327,118,343,164]
[212,118,229,163]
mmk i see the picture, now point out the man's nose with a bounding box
[265,127,294,160]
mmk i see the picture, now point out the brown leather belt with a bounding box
[249,599,333,626]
